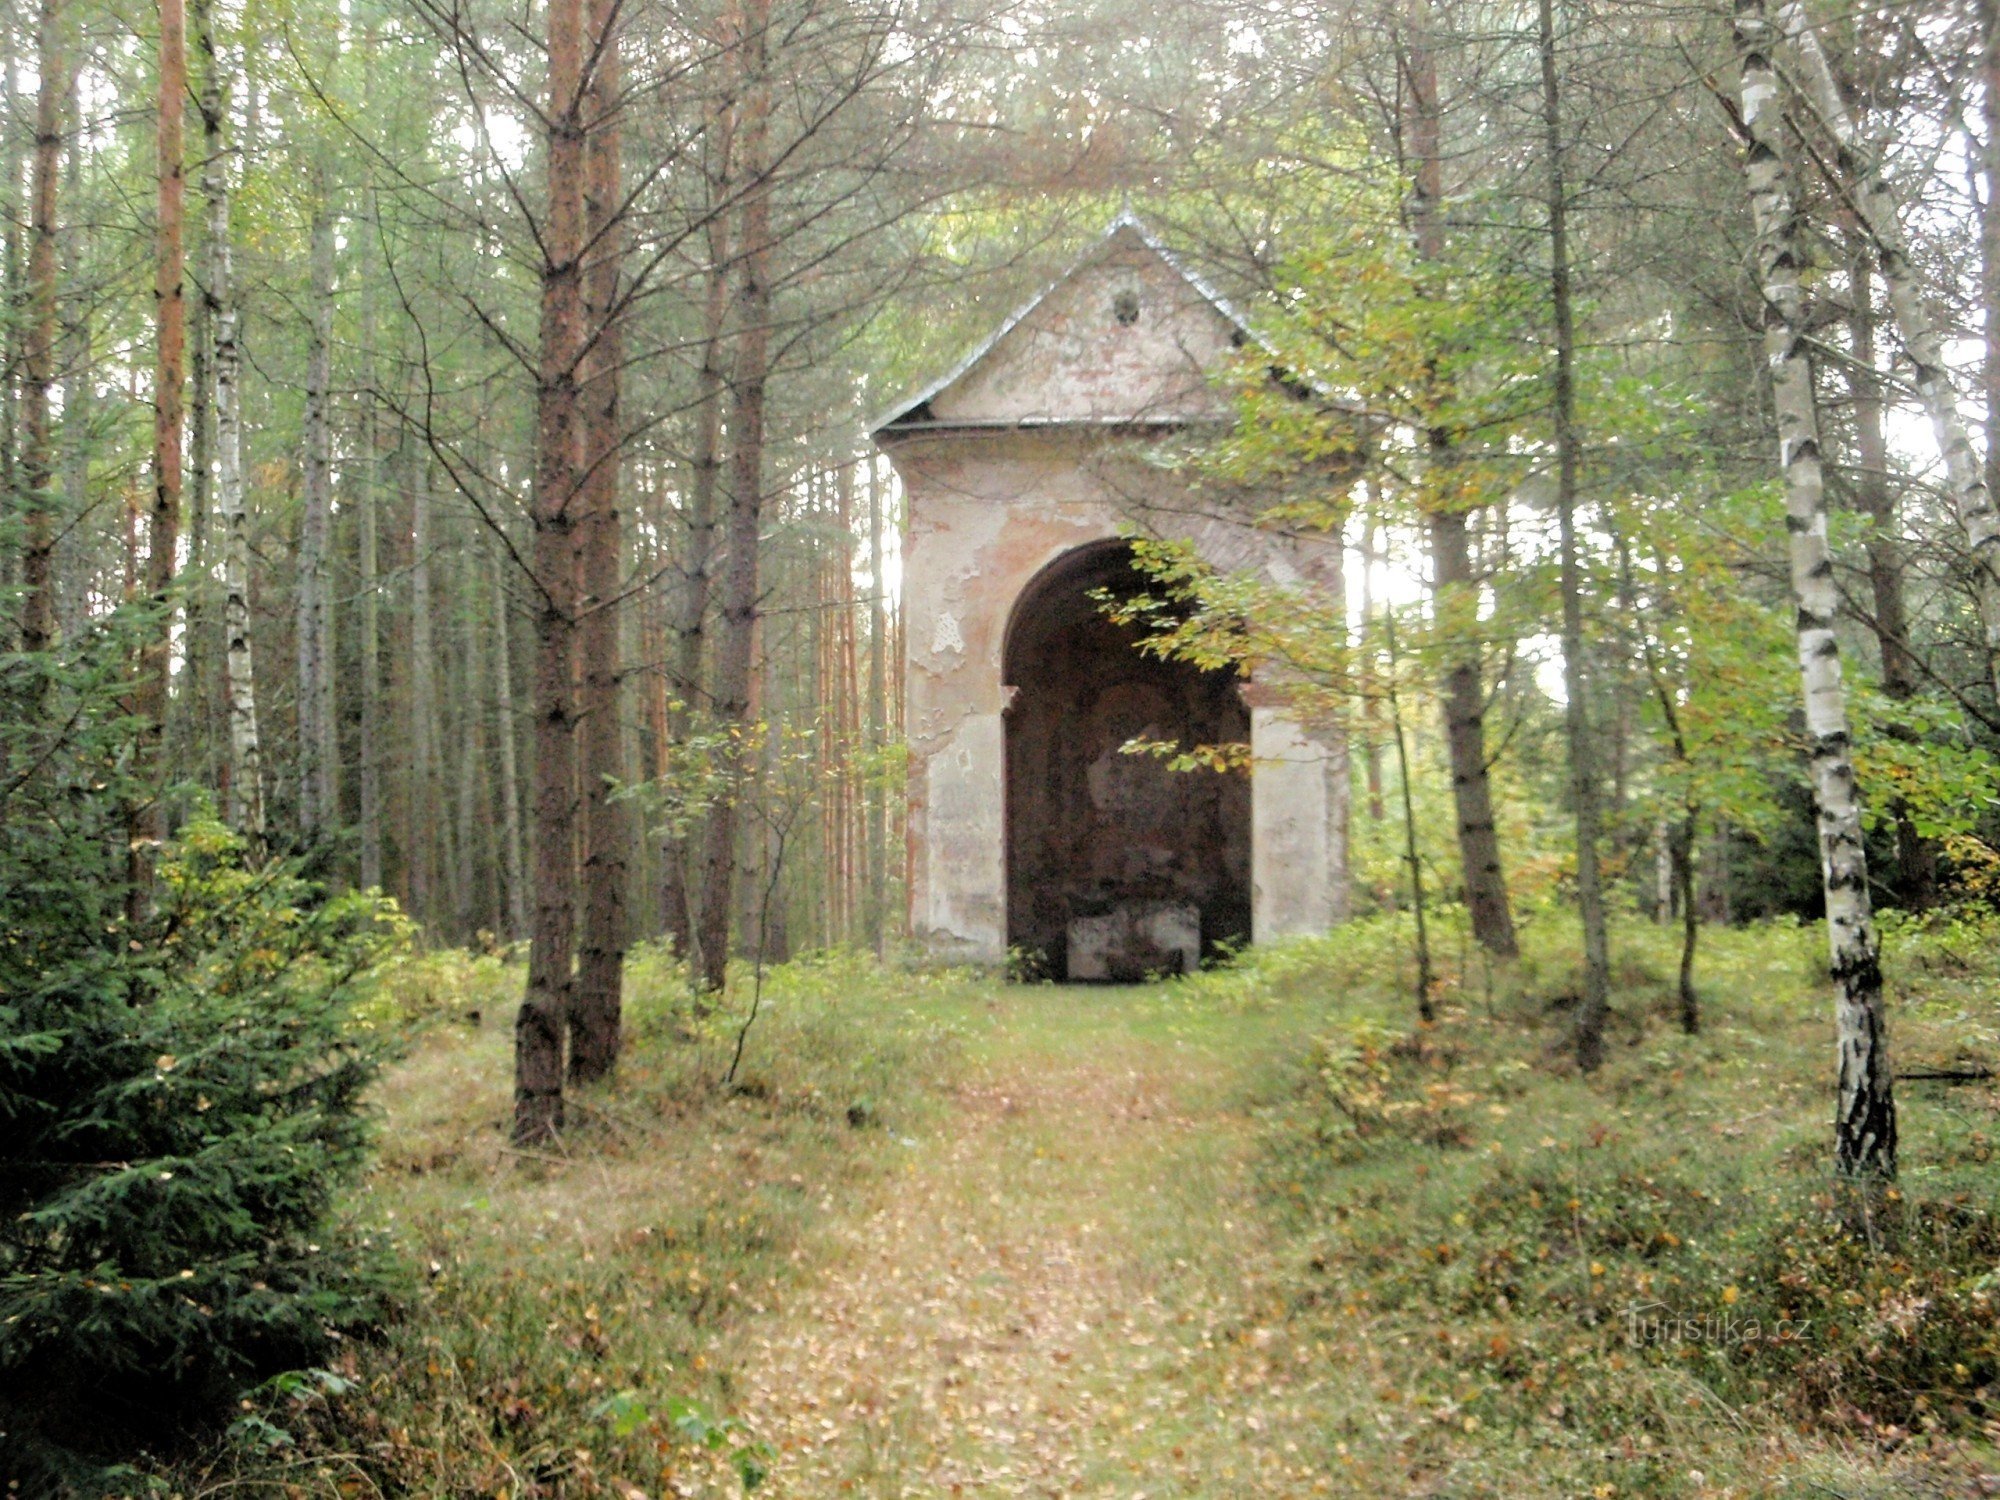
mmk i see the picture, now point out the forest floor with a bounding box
[169,918,2000,1500]
[717,986,1332,1497]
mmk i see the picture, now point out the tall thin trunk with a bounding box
[1675,808,1699,1033]
[866,457,888,956]
[1359,509,1386,825]
[696,0,773,996]
[1736,0,1895,1180]
[1778,0,2000,702]
[297,189,337,839]
[456,569,485,935]
[358,178,383,889]
[57,105,88,646]
[3,34,22,619]
[515,0,588,1143]
[1846,238,1933,904]
[1404,5,1517,957]
[571,0,626,1084]
[408,444,439,921]
[203,0,261,843]
[19,0,61,656]
[662,92,737,958]
[134,0,188,916]
[1539,0,1610,1070]
[1985,0,2000,632]
[1383,608,1431,1021]
[1629,537,1700,1032]
[493,539,529,939]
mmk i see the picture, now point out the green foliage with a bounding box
[148,948,970,1497]
[1231,911,2000,1480]
[0,634,402,1484]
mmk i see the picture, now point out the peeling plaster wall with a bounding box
[927,235,1238,427]
[888,427,1347,965]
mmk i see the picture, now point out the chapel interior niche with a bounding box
[1003,542,1251,981]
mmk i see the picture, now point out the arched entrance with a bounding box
[1003,543,1251,980]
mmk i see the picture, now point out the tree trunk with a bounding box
[1404,6,1517,958]
[408,443,439,921]
[133,0,188,916]
[1778,1,2000,703]
[696,2,773,996]
[1986,0,2000,652]
[866,456,888,956]
[357,181,384,890]
[3,36,21,627]
[515,0,588,1143]
[492,539,529,940]
[1675,808,1699,1034]
[57,111,88,646]
[571,0,626,1084]
[297,190,337,839]
[1384,608,1432,1021]
[1736,0,1895,1180]
[1539,0,1611,1070]
[1430,509,1517,956]
[19,0,61,656]
[203,4,261,844]
[1359,510,1386,826]
[455,566,485,935]
[1846,239,1934,906]
[662,93,737,959]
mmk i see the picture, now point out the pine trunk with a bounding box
[515,0,588,1143]
[1736,0,1895,1179]
[297,192,337,838]
[571,0,626,1083]
[492,540,529,939]
[695,3,772,995]
[134,0,187,916]
[19,0,61,656]
[661,96,737,959]
[408,446,439,921]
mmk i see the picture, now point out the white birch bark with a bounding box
[204,34,263,841]
[1777,0,2000,700]
[1737,0,1896,1178]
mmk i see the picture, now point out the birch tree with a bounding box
[1735,0,1895,1180]
[1776,1,2000,704]
[199,0,263,841]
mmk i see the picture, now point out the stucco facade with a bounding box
[875,217,1349,971]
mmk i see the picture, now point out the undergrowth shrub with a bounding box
[1247,914,2000,1454]
[0,638,403,1490]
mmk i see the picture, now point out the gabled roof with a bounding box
[872,212,1259,437]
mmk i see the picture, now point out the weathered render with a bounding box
[875,216,1351,974]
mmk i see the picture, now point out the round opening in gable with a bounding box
[1111,289,1140,326]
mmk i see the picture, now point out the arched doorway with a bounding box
[1003,542,1251,980]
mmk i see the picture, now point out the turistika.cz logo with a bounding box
[1623,1301,1812,1347]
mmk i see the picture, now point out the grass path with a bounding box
[711,989,1343,1498]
